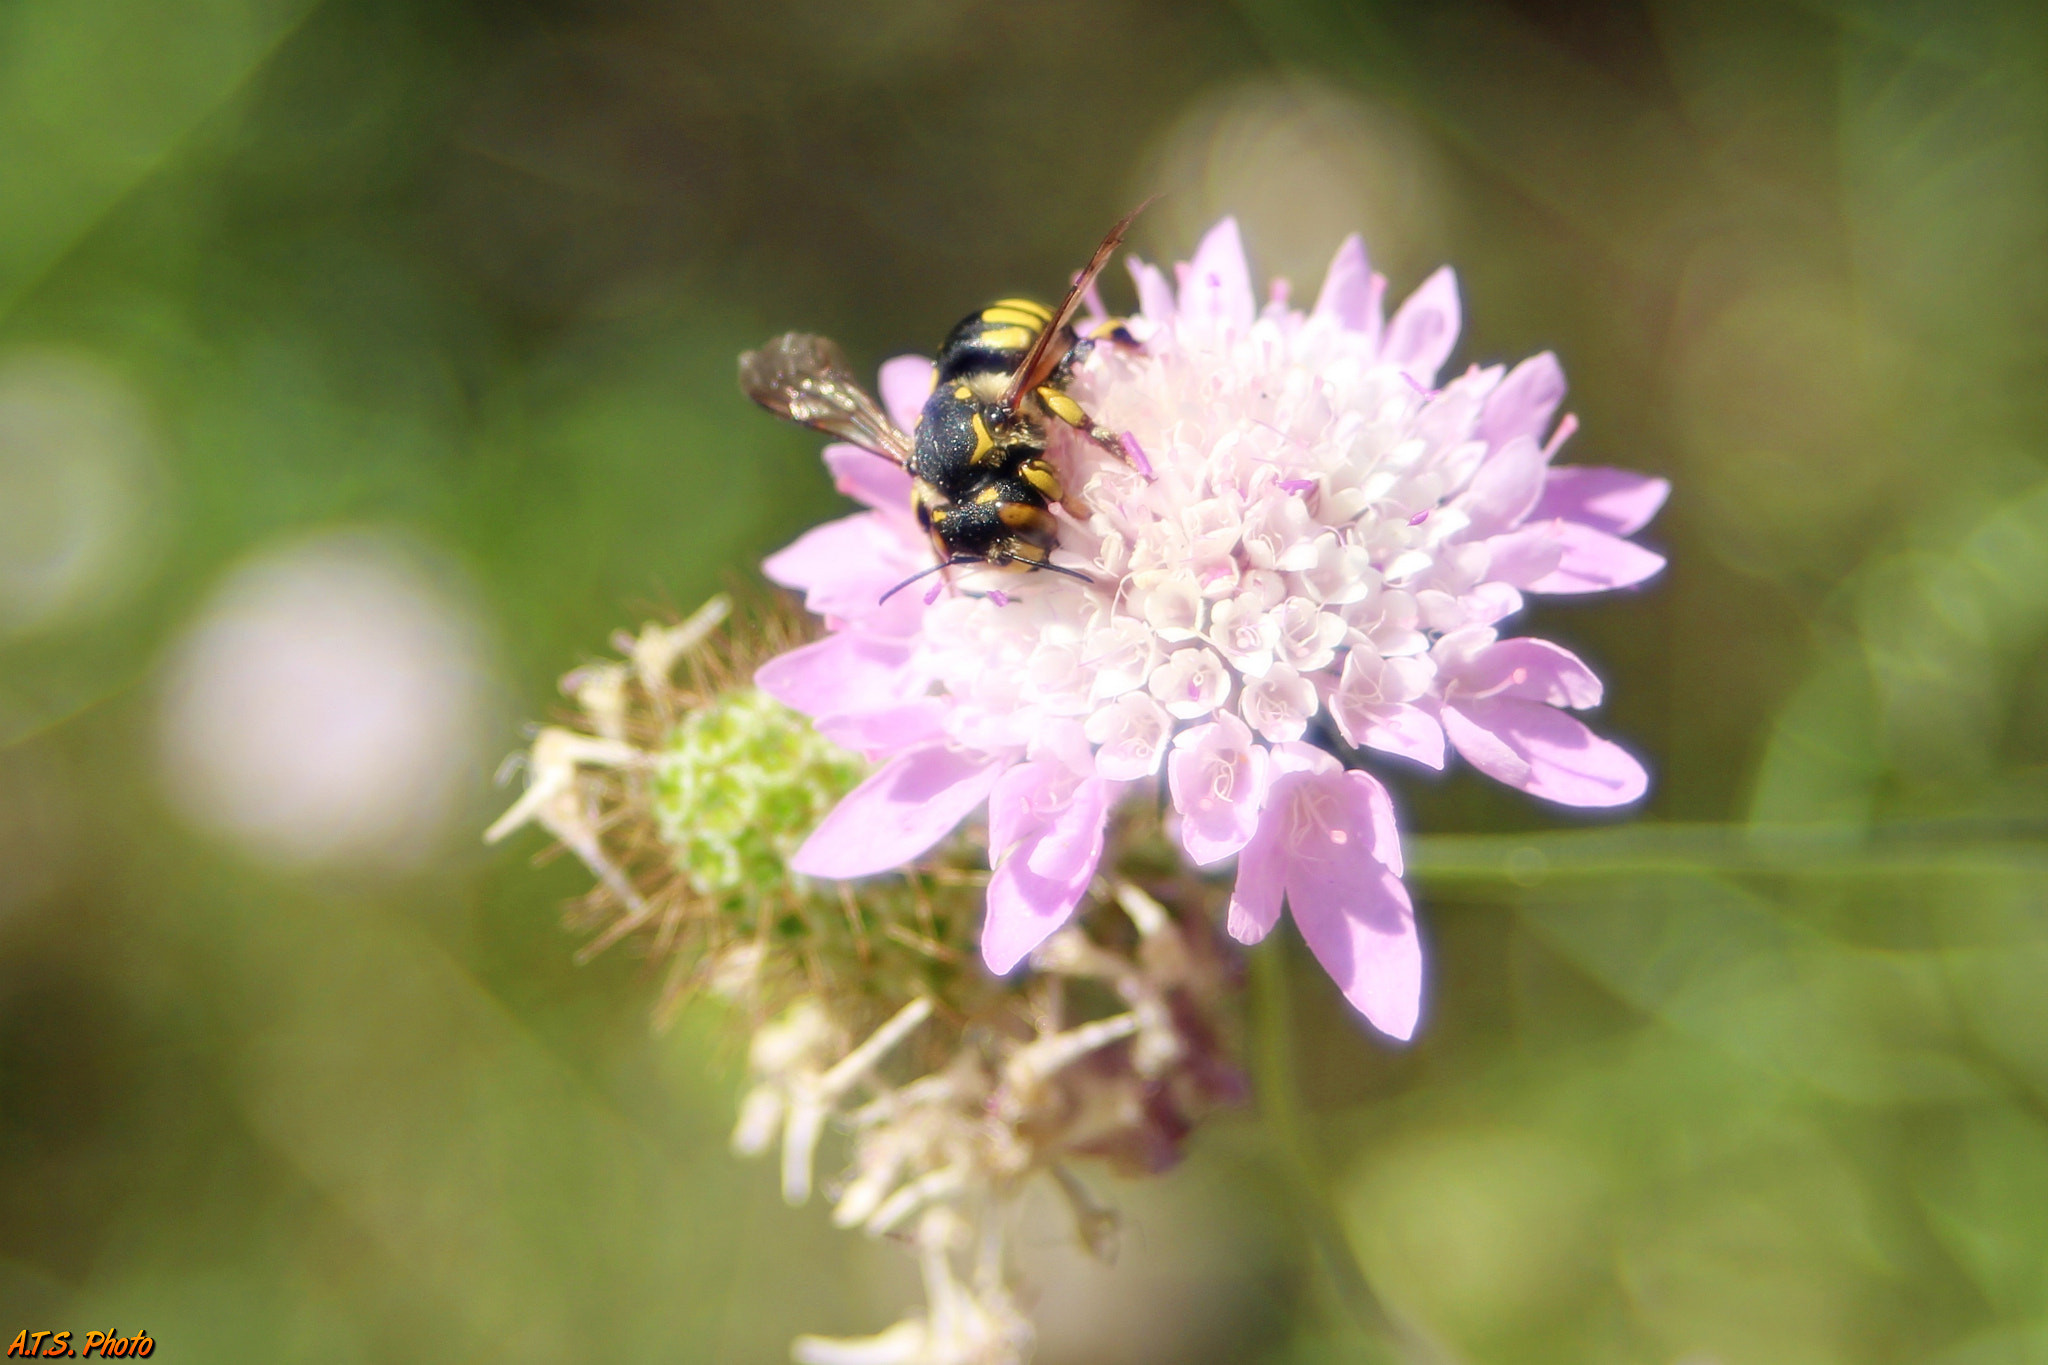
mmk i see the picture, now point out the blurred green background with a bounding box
[2,0,2046,1360]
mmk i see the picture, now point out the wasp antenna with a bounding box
[1028,560,1096,586]
[878,557,980,605]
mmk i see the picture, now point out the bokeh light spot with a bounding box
[0,349,167,638]
[156,529,495,872]
[1141,78,1447,294]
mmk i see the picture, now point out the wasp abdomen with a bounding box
[933,300,1054,384]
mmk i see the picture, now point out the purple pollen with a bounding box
[923,581,945,606]
[988,590,1010,607]
[1409,509,1432,526]
[1279,478,1317,494]
[1119,431,1155,478]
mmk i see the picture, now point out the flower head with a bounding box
[653,685,864,898]
[759,219,1667,1038]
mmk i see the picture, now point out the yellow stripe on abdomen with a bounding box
[979,307,1047,330]
[990,297,1052,320]
[974,326,1034,352]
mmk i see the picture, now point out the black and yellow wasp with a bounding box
[740,207,1144,598]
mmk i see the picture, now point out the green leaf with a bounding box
[0,0,322,317]
[1518,871,1991,1103]
[1913,1107,2048,1321]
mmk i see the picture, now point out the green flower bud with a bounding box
[650,687,863,898]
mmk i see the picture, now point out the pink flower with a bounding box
[759,219,1668,1039]
[1167,714,1272,865]
[983,747,1121,974]
[1227,744,1418,1039]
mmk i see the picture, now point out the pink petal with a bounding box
[1456,638,1603,709]
[1180,218,1255,337]
[1333,700,1446,771]
[1266,740,1340,779]
[1289,845,1421,1041]
[754,633,919,718]
[983,772,1113,974]
[1226,743,1337,943]
[1312,234,1385,345]
[986,759,1056,860]
[824,443,915,519]
[763,513,918,618]
[1438,700,1529,786]
[846,574,935,639]
[1243,763,1421,1039]
[791,746,1008,878]
[1379,266,1461,388]
[1456,435,1548,538]
[1128,258,1177,323]
[1441,698,1648,807]
[1475,352,1567,451]
[1527,522,1667,594]
[1026,783,1110,881]
[1350,769,1405,878]
[814,699,947,758]
[1477,523,1566,588]
[1026,716,1095,782]
[1167,716,1272,865]
[1225,816,1286,945]
[1531,466,1671,537]
[1462,582,1524,625]
[878,355,936,434]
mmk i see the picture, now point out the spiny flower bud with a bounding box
[652,685,863,899]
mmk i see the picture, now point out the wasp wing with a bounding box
[1000,201,1149,413]
[740,332,914,465]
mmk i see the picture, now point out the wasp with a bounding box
[740,207,1144,599]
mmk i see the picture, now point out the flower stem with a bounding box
[1249,939,1429,1363]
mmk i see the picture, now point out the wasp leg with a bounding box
[1035,384,1137,465]
[1086,319,1140,347]
[1017,454,1093,521]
